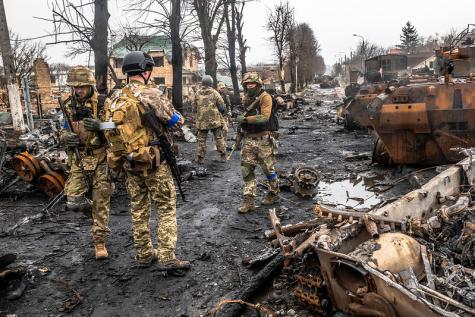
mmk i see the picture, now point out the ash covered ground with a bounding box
[0,86,433,317]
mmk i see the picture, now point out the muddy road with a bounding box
[0,86,427,316]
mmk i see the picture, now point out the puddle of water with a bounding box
[317,177,382,210]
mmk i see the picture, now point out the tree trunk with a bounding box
[93,0,110,95]
[203,37,217,86]
[225,1,239,104]
[170,0,183,112]
[289,57,295,93]
[278,58,285,93]
[0,0,25,131]
[236,2,247,77]
[193,0,224,87]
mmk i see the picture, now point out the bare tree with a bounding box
[115,23,155,51]
[45,0,110,94]
[352,40,386,62]
[224,0,239,103]
[235,0,248,76]
[129,0,197,111]
[10,32,47,84]
[266,0,294,93]
[191,0,227,85]
[50,63,72,91]
[0,0,25,131]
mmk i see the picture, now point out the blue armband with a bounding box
[267,172,278,180]
[167,112,180,127]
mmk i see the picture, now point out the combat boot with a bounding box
[136,249,159,267]
[261,192,280,206]
[238,196,256,214]
[95,241,108,260]
[157,258,191,271]
[220,153,227,162]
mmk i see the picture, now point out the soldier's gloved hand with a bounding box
[218,104,226,114]
[237,115,247,124]
[62,132,80,148]
[83,118,101,132]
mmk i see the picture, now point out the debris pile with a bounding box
[280,85,341,122]
[231,155,475,316]
[0,120,67,197]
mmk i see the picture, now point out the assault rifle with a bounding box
[141,107,186,202]
[58,98,92,195]
[226,97,261,160]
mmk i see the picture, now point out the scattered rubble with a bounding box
[0,119,67,198]
[233,154,475,316]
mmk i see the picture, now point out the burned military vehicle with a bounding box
[343,54,409,130]
[264,153,475,317]
[371,25,475,166]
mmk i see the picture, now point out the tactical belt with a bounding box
[244,132,270,140]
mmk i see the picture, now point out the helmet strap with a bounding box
[140,71,152,85]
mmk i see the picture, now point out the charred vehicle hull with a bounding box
[370,82,475,165]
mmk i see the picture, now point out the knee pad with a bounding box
[241,163,255,181]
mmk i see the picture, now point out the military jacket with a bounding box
[193,87,225,130]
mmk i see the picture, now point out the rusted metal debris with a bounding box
[0,120,67,198]
[280,166,321,199]
[259,153,475,316]
[50,278,82,313]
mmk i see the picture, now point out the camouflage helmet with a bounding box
[241,72,263,86]
[66,66,96,87]
[217,82,226,90]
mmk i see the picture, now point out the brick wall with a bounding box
[33,58,56,112]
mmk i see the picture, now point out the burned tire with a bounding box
[372,138,393,166]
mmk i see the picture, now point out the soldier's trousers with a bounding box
[64,156,113,242]
[240,135,279,198]
[196,127,226,159]
[125,163,177,262]
[222,119,229,146]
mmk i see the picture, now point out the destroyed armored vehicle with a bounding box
[343,54,409,130]
[371,25,475,166]
[267,153,475,317]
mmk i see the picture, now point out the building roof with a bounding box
[405,51,434,69]
[112,35,194,61]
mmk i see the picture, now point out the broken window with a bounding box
[154,77,165,85]
[153,56,164,67]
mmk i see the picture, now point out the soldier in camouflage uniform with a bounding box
[217,82,232,146]
[61,66,114,260]
[237,72,280,213]
[193,75,227,163]
[104,51,190,270]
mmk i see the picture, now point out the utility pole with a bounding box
[21,76,34,131]
[0,0,25,131]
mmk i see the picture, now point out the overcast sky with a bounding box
[3,0,475,69]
